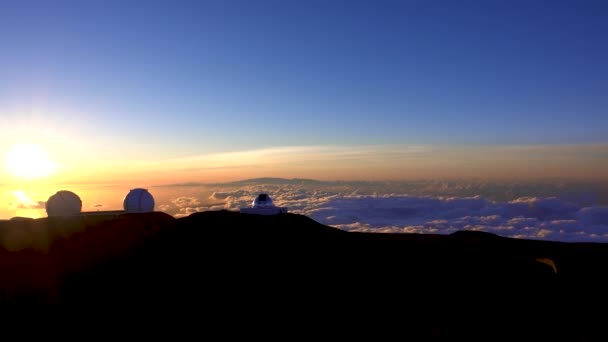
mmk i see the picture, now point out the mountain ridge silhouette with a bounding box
[0,210,606,338]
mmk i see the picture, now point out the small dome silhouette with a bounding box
[252,193,274,208]
[123,188,155,213]
[240,193,288,215]
[46,190,82,217]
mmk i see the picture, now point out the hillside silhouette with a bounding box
[0,211,607,339]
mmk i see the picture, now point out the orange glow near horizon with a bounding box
[2,143,608,187]
[0,143,607,220]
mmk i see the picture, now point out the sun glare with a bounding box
[5,144,57,179]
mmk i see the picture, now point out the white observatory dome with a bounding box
[123,188,155,213]
[241,193,288,215]
[46,190,82,217]
[252,193,274,208]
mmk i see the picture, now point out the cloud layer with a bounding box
[156,179,608,242]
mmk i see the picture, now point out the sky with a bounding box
[1,0,607,185]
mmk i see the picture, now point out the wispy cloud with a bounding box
[56,143,608,184]
[16,201,46,210]
[167,145,431,170]
[160,143,608,181]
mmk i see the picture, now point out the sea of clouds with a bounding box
[154,179,608,242]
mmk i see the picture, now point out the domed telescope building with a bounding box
[123,188,155,213]
[45,188,156,218]
[240,193,288,215]
[46,190,82,217]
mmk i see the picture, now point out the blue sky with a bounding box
[1,0,607,182]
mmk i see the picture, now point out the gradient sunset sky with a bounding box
[1,0,607,184]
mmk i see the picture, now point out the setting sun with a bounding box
[4,144,57,179]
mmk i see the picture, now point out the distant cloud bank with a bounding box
[156,178,608,242]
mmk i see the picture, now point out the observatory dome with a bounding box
[241,193,288,215]
[123,188,155,213]
[252,193,274,208]
[46,190,82,217]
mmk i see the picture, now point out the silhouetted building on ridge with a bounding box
[240,193,288,215]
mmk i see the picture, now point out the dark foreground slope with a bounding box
[1,211,607,338]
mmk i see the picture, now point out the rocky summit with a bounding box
[1,210,607,339]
